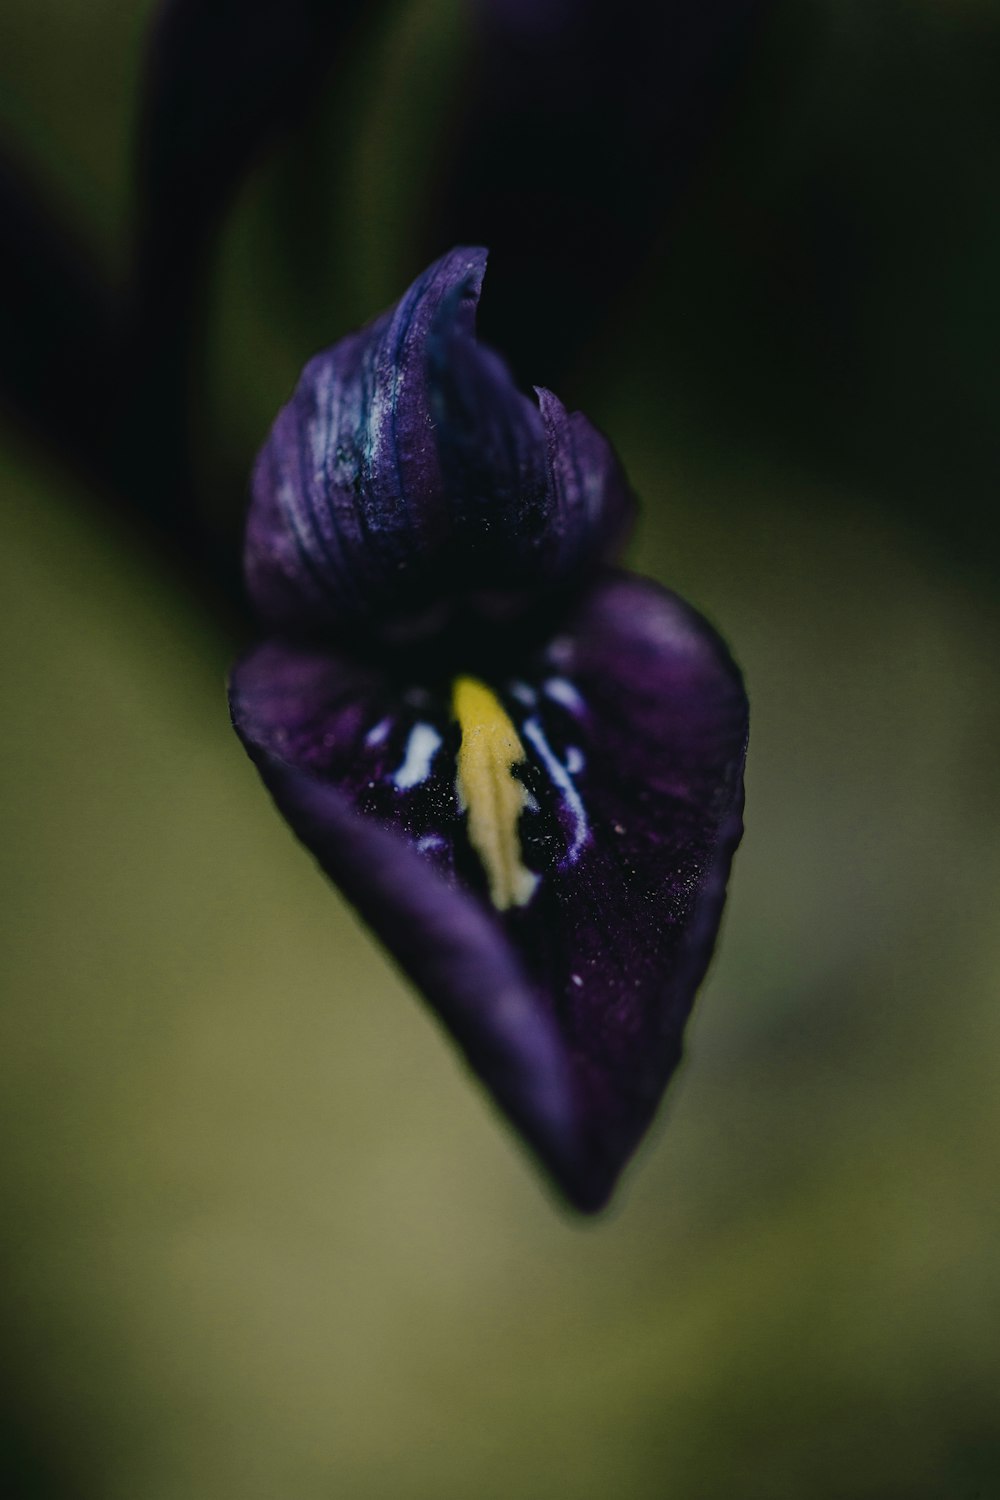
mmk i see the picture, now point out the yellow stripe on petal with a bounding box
[452,675,539,911]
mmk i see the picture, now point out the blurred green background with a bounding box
[2,2,999,1497]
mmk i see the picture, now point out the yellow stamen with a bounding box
[452,675,539,911]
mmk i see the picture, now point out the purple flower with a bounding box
[230,248,748,1212]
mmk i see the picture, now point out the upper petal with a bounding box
[231,572,747,1210]
[244,248,635,638]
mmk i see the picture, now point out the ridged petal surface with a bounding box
[244,249,634,639]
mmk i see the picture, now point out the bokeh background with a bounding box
[2,2,999,1496]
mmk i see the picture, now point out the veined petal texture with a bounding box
[244,248,634,639]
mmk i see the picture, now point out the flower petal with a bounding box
[244,248,634,638]
[228,641,583,1195]
[231,573,747,1210]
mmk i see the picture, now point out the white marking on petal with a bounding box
[543,677,585,714]
[365,717,392,747]
[391,722,443,790]
[508,680,537,706]
[416,834,447,854]
[522,717,589,864]
[565,746,585,775]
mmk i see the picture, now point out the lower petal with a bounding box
[230,572,748,1210]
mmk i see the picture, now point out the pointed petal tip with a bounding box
[421,244,490,328]
[434,242,490,281]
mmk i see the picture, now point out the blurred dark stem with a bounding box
[125,0,371,602]
[1,0,373,640]
[432,0,770,394]
[0,150,118,486]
